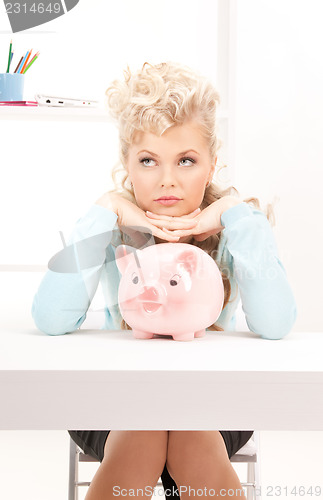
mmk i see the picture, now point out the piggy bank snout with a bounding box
[137,285,166,314]
[138,285,161,303]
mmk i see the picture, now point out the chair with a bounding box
[68,432,261,500]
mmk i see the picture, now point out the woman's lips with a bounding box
[155,199,181,206]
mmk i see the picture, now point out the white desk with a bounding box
[0,328,322,431]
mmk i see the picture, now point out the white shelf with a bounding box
[0,105,229,122]
[0,105,115,122]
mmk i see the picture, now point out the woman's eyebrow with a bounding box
[137,149,200,157]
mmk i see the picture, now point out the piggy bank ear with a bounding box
[115,245,138,275]
[175,249,198,276]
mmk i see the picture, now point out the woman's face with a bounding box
[126,121,216,216]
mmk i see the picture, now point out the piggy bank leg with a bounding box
[174,332,195,341]
[132,329,154,339]
[194,329,206,338]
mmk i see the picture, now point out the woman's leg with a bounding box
[166,431,246,500]
[85,430,168,500]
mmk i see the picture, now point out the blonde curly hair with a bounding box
[104,61,276,332]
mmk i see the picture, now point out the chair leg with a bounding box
[247,462,255,500]
[254,432,262,500]
[68,438,78,500]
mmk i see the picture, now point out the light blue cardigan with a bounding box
[31,202,297,340]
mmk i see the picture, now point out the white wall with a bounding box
[234,0,323,331]
[0,0,227,269]
[0,0,220,101]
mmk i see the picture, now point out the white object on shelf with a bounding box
[35,93,99,108]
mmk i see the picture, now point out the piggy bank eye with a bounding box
[131,272,139,284]
[170,274,181,286]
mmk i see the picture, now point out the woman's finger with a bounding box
[146,222,180,241]
[145,212,199,225]
[155,228,180,241]
[146,218,198,230]
[146,208,200,220]
[162,227,196,236]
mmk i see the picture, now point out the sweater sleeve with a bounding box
[31,204,118,335]
[220,202,297,340]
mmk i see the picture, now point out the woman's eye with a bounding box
[139,157,196,167]
[140,158,155,167]
[179,157,195,166]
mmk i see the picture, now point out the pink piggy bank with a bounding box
[115,243,224,341]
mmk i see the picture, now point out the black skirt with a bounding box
[68,430,254,499]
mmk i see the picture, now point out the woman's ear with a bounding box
[208,159,216,182]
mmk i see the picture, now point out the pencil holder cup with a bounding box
[0,73,25,101]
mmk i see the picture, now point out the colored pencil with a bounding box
[6,39,12,73]
[17,50,28,74]
[14,56,23,73]
[20,49,32,74]
[8,51,14,72]
[22,52,40,74]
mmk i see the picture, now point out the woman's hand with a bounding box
[145,196,244,242]
[95,192,199,243]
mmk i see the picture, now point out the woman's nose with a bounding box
[160,168,176,186]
